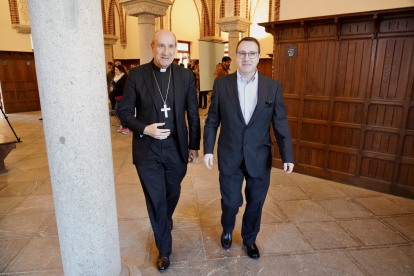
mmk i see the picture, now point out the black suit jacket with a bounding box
[118,62,201,165]
[204,72,294,177]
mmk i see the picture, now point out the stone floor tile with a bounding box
[297,182,347,199]
[355,197,412,216]
[287,172,327,183]
[33,180,53,195]
[0,181,43,197]
[181,175,193,189]
[256,223,312,254]
[387,196,414,212]
[349,247,414,276]
[15,166,50,182]
[382,215,414,242]
[196,188,222,228]
[399,245,414,260]
[3,270,64,276]
[0,212,54,239]
[0,196,27,214]
[0,239,30,272]
[261,200,289,223]
[296,221,360,250]
[118,219,152,267]
[202,227,244,259]
[318,198,374,219]
[339,218,409,246]
[270,171,295,185]
[115,185,148,219]
[150,229,205,263]
[141,251,364,276]
[277,200,334,222]
[115,168,140,185]
[5,237,62,273]
[37,213,58,237]
[329,182,388,198]
[267,185,309,201]
[192,172,220,190]
[10,195,54,214]
[173,190,201,229]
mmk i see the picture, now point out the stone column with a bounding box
[217,16,252,73]
[27,1,135,275]
[104,34,119,71]
[120,0,172,64]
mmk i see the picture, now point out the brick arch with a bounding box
[107,0,127,46]
[169,0,202,37]
[8,0,19,25]
[101,0,108,34]
[108,0,116,35]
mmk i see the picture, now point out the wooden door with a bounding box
[0,51,40,113]
[261,7,414,198]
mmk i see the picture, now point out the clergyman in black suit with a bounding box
[118,30,201,271]
[203,37,294,259]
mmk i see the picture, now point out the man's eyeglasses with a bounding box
[236,51,259,59]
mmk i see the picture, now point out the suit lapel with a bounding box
[225,73,246,125]
[247,73,269,126]
[143,63,158,115]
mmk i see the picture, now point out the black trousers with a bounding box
[198,91,208,109]
[219,160,270,245]
[135,136,187,254]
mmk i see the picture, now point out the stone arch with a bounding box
[107,0,127,47]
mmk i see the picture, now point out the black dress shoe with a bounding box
[169,219,173,230]
[156,253,171,271]
[221,231,232,249]
[245,243,260,259]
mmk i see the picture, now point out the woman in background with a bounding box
[109,65,132,134]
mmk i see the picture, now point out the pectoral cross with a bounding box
[161,104,171,118]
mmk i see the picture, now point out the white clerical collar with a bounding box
[160,68,167,72]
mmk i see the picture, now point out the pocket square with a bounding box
[265,101,273,105]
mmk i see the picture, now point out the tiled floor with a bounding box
[1,111,414,275]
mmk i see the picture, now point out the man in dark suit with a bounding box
[203,37,294,259]
[118,30,200,271]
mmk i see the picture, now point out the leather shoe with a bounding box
[245,243,260,259]
[221,231,232,249]
[156,253,171,271]
[169,219,173,230]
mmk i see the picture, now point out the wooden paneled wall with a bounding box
[0,51,40,113]
[260,7,414,198]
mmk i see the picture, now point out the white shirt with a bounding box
[237,70,258,124]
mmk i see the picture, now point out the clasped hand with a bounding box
[144,122,170,140]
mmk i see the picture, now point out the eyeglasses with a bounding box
[236,51,259,59]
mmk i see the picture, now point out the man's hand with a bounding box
[109,87,113,92]
[143,123,170,140]
[203,154,214,169]
[284,163,294,174]
[189,150,199,163]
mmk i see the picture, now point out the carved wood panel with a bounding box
[261,7,414,198]
[0,51,40,113]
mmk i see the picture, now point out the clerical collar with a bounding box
[151,60,170,73]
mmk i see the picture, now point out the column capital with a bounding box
[216,16,252,33]
[104,34,119,45]
[119,0,172,18]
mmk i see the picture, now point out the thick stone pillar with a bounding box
[27,1,134,275]
[104,34,119,71]
[217,16,252,73]
[138,14,156,64]
[120,0,172,64]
